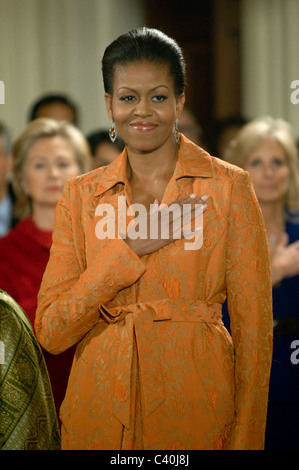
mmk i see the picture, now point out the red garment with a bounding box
[0,217,74,415]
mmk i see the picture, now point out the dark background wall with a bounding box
[143,0,241,146]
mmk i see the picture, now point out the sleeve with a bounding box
[35,181,146,354]
[224,170,273,450]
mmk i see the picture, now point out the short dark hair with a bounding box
[102,27,186,96]
[28,93,79,125]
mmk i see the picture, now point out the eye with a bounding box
[33,162,46,170]
[57,160,71,168]
[152,95,167,102]
[249,159,261,168]
[272,158,285,167]
[120,95,136,102]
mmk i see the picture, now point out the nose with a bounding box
[48,164,60,178]
[262,164,275,177]
[133,98,152,117]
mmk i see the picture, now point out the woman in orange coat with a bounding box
[35,28,273,450]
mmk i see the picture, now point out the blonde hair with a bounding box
[225,116,299,213]
[12,118,91,219]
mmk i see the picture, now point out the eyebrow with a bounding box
[117,85,169,92]
[27,155,47,162]
[28,154,71,162]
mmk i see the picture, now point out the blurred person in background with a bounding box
[86,128,124,169]
[225,116,299,450]
[210,115,248,159]
[0,117,90,416]
[0,121,15,237]
[178,107,206,148]
[28,93,80,126]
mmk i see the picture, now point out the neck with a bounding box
[31,204,56,231]
[126,141,179,183]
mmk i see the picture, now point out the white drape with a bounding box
[0,0,145,139]
[241,0,299,138]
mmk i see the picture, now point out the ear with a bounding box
[104,93,113,120]
[176,93,185,120]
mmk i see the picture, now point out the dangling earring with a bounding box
[109,119,117,143]
[173,118,180,144]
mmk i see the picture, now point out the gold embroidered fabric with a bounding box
[0,290,60,450]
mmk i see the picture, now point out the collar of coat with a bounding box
[94,133,214,198]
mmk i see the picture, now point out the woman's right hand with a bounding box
[124,194,208,257]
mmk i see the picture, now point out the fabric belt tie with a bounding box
[98,298,223,429]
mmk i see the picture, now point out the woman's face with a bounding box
[105,61,185,154]
[21,136,80,208]
[244,138,291,205]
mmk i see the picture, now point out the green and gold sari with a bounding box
[0,290,60,450]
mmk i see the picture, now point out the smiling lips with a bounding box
[130,122,158,132]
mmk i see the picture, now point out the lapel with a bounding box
[93,134,214,205]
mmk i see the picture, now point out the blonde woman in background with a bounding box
[0,118,90,418]
[225,116,299,450]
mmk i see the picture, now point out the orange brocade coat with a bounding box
[35,135,273,450]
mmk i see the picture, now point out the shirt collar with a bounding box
[94,134,214,198]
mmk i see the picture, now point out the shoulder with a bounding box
[180,134,249,183]
[0,289,33,332]
[63,150,126,202]
[0,220,27,246]
[58,166,111,213]
[65,166,107,195]
[211,154,248,182]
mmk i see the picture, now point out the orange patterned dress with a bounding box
[35,135,273,450]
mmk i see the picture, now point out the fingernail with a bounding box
[201,195,208,202]
[190,193,196,199]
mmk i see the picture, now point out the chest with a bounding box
[129,177,170,210]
